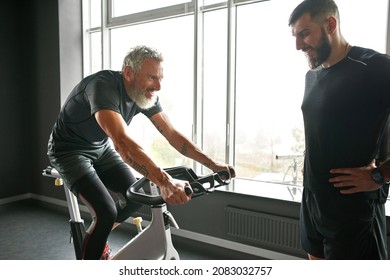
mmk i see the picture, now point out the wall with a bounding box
[167,189,305,258]
[0,0,36,198]
[32,0,83,199]
[0,0,82,200]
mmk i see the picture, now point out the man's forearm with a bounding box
[180,142,216,167]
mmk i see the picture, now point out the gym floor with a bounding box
[0,199,261,260]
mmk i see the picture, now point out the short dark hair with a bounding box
[288,0,339,26]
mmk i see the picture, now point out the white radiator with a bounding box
[225,206,304,255]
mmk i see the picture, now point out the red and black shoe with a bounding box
[100,242,112,260]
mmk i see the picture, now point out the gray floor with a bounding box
[0,199,260,260]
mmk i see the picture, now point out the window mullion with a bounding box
[193,0,204,174]
[107,3,195,28]
[226,0,236,167]
[102,0,111,69]
[82,0,91,76]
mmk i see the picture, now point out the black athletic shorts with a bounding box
[48,142,141,223]
[48,143,124,194]
[300,187,388,259]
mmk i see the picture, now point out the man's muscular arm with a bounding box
[94,109,190,204]
[150,112,235,177]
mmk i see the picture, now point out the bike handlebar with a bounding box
[42,165,233,207]
[126,166,232,206]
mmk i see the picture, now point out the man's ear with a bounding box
[123,66,135,82]
[325,16,337,34]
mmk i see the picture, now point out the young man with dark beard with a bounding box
[289,0,390,259]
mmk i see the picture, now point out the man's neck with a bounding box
[322,41,352,68]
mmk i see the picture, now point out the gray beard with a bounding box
[128,88,157,109]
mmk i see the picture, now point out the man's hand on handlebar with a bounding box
[210,163,236,181]
[126,166,235,205]
[159,179,191,205]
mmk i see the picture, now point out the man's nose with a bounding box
[295,37,304,51]
[154,79,161,91]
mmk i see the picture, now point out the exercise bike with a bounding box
[42,166,231,260]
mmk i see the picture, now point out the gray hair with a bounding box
[122,45,164,73]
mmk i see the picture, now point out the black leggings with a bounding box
[73,164,142,260]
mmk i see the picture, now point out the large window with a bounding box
[234,1,307,184]
[202,8,228,172]
[83,0,389,201]
[110,16,194,168]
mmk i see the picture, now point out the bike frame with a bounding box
[42,166,229,260]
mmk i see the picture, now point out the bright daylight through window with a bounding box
[83,0,389,202]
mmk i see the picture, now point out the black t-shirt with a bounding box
[48,70,162,153]
[302,46,390,194]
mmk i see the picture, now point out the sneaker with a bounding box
[100,242,112,260]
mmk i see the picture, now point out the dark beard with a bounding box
[306,29,332,69]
